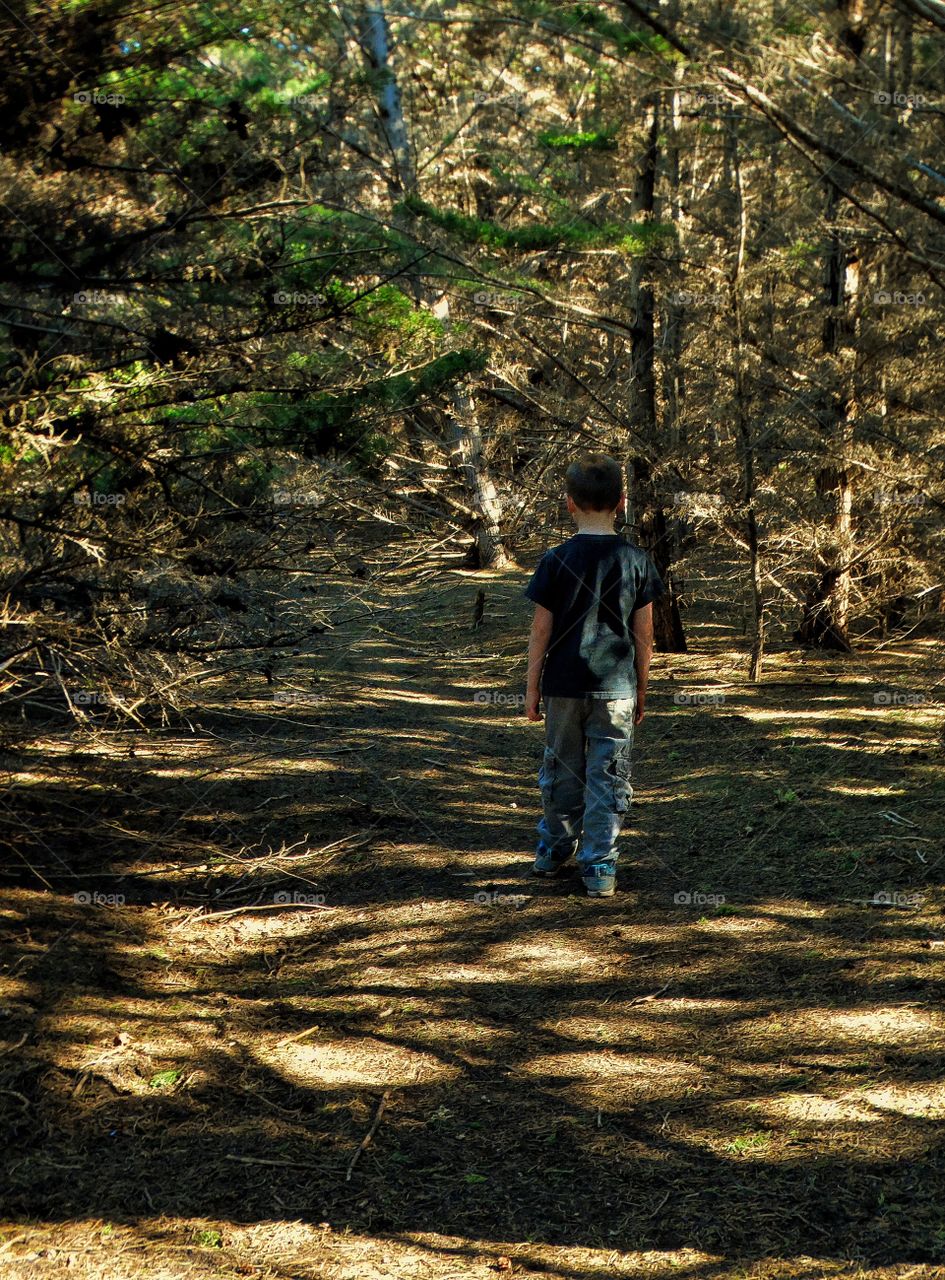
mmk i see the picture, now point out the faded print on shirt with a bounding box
[524,533,665,698]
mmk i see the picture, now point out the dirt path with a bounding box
[2,538,944,1279]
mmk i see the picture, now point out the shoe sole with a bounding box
[585,887,615,897]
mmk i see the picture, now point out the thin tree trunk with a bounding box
[727,115,765,680]
[793,195,858,651]
[660,47,686,450]
[448,381,513,569]
[793,7,866,652]
[628,93,686,652]
[352,1,511,568]
[356,5,416,195]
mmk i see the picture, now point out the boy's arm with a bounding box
[525,604,554,721]
[631,603,654,725]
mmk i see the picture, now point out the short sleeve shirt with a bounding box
[524,533,665,697]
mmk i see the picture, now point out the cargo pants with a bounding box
[535,694,636,873]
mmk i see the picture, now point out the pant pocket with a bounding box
[538,746,557,803]
[608,742,633,813]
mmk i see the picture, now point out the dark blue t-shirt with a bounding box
[524,533,665,697]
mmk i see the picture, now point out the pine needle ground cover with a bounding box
[3,530,943,1280]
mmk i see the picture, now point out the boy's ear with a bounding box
[566,494,577,514]
[616,493,626,515]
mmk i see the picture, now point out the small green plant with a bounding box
[726,1131,771,1154]
[193,1229,223,1248]
[148,1068,183,1089]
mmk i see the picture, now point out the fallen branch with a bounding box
[345,1090,390,1182]
[195,901,334,922]
[627,981,673,1006]
[225,1154,321,1168]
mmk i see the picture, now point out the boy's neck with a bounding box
[573,510,618,535]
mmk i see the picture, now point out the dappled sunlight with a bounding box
[0,1217,748,1280]
[4,559,943,1278]
[823,781,905,796]
[261,1037,460,1089]
[543,1004,743,1046]
[737,1005,942,1048]
[759,1092,883,1123]
[482,935,607,977]
[760,1082,945,1124]
[520,1051,702,1086]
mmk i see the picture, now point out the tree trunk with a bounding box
[448,380,513,569]
[352,2,511,568]
[661,61,687,450]
[631,457,687,652]
[727,114,765,680]
[794,189,857,651]
[793,3,867,652]
[628,92,686,651]
[356,5,416,195]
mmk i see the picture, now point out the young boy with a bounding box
[523,453,665,898]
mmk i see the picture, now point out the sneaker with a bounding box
[582,863,616,897]
[530,852,574,879]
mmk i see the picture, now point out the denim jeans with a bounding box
[536,695,635,871]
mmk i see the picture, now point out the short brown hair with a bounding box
[565,453,623,512]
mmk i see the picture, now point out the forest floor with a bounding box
[2,526,945,1280]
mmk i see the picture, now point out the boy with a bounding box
[523,454,665,898]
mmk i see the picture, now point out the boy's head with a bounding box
[565,453,625,515]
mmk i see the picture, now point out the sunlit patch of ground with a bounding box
[0,1220,938,1280]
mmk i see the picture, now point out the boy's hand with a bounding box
[634,690,646,725]
[526,605,553,723]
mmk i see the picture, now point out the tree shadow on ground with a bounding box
[2,569,944,1277]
